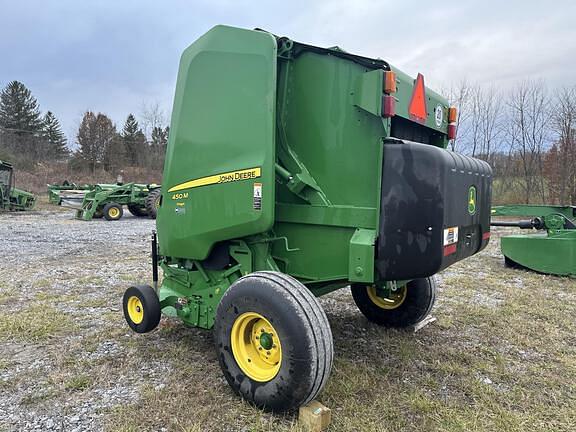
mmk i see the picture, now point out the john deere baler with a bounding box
[122,25,492,411]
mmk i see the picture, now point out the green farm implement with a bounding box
[491,205,576,276]
[47,181,91,205]
[69,183,161,221]
[54,182,161,221]
[122,26,492,411]
[0,160,35,211]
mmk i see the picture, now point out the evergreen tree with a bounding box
[122,114,146,166]
[0,81,43,133]
[42,111,69,159]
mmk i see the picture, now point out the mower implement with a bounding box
[491,205,576,276]
[122,25,493,411]
[0,160,36,211]
[47,181,91,205]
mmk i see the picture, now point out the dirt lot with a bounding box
[1,202,575,432]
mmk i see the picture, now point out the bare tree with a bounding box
[139,101,166,140]
[443,79,473,151]
[505,80,551,203]
[548,86,576,203]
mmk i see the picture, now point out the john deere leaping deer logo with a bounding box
[468,186,477,215]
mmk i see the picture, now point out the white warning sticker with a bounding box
[443,226,459,246]
[253,183,262,210]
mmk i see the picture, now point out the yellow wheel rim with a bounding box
[230,312,282,382]
[108,207,120,218]
[367,285,407,310]
[155,196,160,209]
[127,296,144,324]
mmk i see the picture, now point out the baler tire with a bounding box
[127,204,148,217]
[351,277,436,328]
[145,189,161,219]
[122,285,161,333]
[103,203,123,221]
[214,271,333,412]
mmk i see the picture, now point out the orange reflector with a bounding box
[408,73,427,124]
[383,71,396,93]
[448,107,457,123]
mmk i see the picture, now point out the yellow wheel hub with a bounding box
[367,285,407,310]
[127,296,144,324]
[108,207,120,218]
[231,312,282,382]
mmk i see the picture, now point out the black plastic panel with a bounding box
[377,141,492,280]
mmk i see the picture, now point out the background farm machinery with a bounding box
[491,204,576,276]
[0,160,36,211]
[49,181,161,221]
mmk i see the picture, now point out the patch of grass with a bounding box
[65,374,93,391]
[0,304,75,342]
[0,286,16,305]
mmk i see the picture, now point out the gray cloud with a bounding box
[1,0,575,143]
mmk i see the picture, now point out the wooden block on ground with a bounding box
[299,400,331,432]
[412,315,437,333]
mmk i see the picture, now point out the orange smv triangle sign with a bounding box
[408,73,427,124]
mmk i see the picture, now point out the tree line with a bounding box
[446,80,576,205]
[1,79,574,204]
[0,81,169,180]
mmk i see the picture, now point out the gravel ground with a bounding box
[1,207,575,432]
[0,208,156,432]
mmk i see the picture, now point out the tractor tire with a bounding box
[214,271,333,412]
[122,285,161,333]
[145,189,161,219]
[103,203,123,221]
[351,277,436,328]
[127,204,148,217]
[93,208,104,219]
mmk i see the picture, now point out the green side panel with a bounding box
[354,69,383,116]
[501,232,576,276]
[390,66,450,137]
[158,26,277,260]
[272,49,386,283]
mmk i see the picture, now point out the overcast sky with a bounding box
[2,0,575,144]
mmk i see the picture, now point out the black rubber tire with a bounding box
[122,285,161,333]
[214,271,333,412]
[103,202,123,221]
[93,208,104,219]
[127,204,148,217]
[351,277,436,328]
[145,189,161,219]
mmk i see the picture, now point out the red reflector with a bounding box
[382,95,396,118]
[447,123,457,140]
[443,244,457,257]
[482,232,491,240]
[408,73,427,124]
